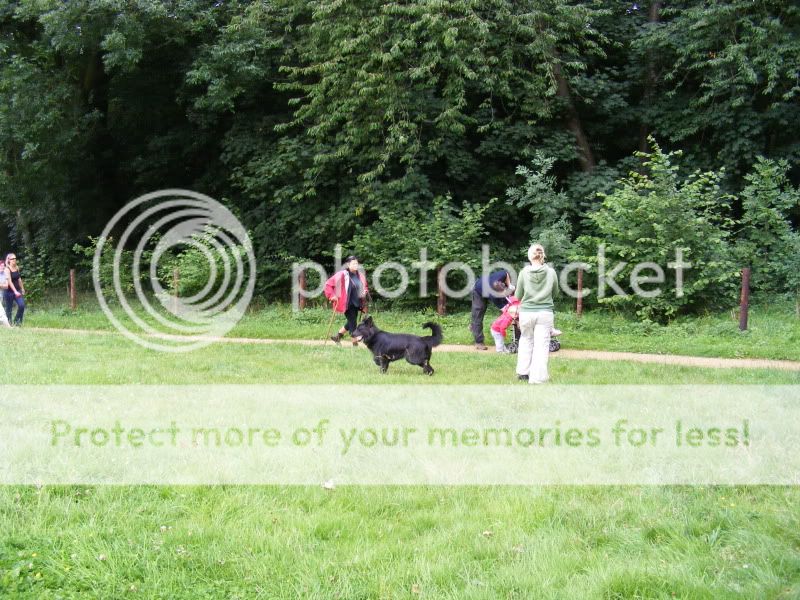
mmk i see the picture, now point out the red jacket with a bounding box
[491,296,520,334]
[324,269,369,313]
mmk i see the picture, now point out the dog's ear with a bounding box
[364,315,373,326]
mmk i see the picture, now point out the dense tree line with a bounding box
[0,0,798,313]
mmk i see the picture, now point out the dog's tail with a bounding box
[421,322,443,347]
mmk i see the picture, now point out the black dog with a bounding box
[352,316,443,375]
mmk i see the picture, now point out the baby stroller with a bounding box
[507,322,561,353]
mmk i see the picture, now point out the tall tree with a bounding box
[634,0,800,176]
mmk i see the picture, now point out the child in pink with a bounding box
[490,296,561,353]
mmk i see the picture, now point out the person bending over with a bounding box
[470,269,512,350]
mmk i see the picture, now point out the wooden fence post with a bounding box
[576,268,583,318]
[739,267,750,331]
[298,269,307,310]
[69,269,77,311]
[172,268,180,315]
[436,266,446,316]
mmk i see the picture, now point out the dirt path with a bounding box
[27,327,800,372]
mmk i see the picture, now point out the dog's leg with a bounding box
[378,356,389,374]
[404,348,424,367]
[373,356,382,366]
[422,360,434,376]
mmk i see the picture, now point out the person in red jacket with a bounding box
[324,255,369,346]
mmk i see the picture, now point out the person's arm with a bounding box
[359,272,369,312]
[514,270,525,301]
[323,272,339,305]
[18,275,24,295]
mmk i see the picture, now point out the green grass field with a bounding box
[26,298,800,361]
[2,317,800,598]
[3,486,798,598]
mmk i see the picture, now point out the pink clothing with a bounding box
[324,269,369,313]
[490,297,520,335]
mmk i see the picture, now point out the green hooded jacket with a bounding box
[514,264,558,312]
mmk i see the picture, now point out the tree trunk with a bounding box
[639,1,662,153]
[436,266,446,316]
[552,60,595,173]
[739,268,750,331]
[15,208,34,255]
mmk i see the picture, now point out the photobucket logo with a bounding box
[292,245,691,308]
[558,246,692,300]
[93,189,256,352]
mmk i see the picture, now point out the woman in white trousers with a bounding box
[515,244,558,384]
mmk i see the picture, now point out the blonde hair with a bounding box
[527,243,546,263]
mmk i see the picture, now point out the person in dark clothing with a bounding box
[3,253,25,326]
[470,269,512,350]
[323,255,369,346]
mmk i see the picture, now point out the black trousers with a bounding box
[344,305,360,335]
[470,290,489,344]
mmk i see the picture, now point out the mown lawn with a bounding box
[3,486,799,598]
[6,329,800,385]
[1,327,799,598]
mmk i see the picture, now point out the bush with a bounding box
[73,236,142,300]
[73,229,251,305]
[734,157,800,296]
[156,228,252,300]
[575,139,739,322]
[352,195,491,306]
[7,246,48,303]
[783,232,800,313]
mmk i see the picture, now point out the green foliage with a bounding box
[73,229,251,306]
[12,245,49,303]
[577,139,739,322]
[1,0,799,313]
[1,0,232,281]
[353,195,490,304]
[506,152,574,266]
[735,157,800,295]
[635,0,800,175]
[270,0,608,232]
[156,227,252,299]
[73,236,141,299]
[784,232,800,308]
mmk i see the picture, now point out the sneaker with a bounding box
[497,346,511,353]
[475,344,488,351]
[551,328,562,337]
[330,333,342,345]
